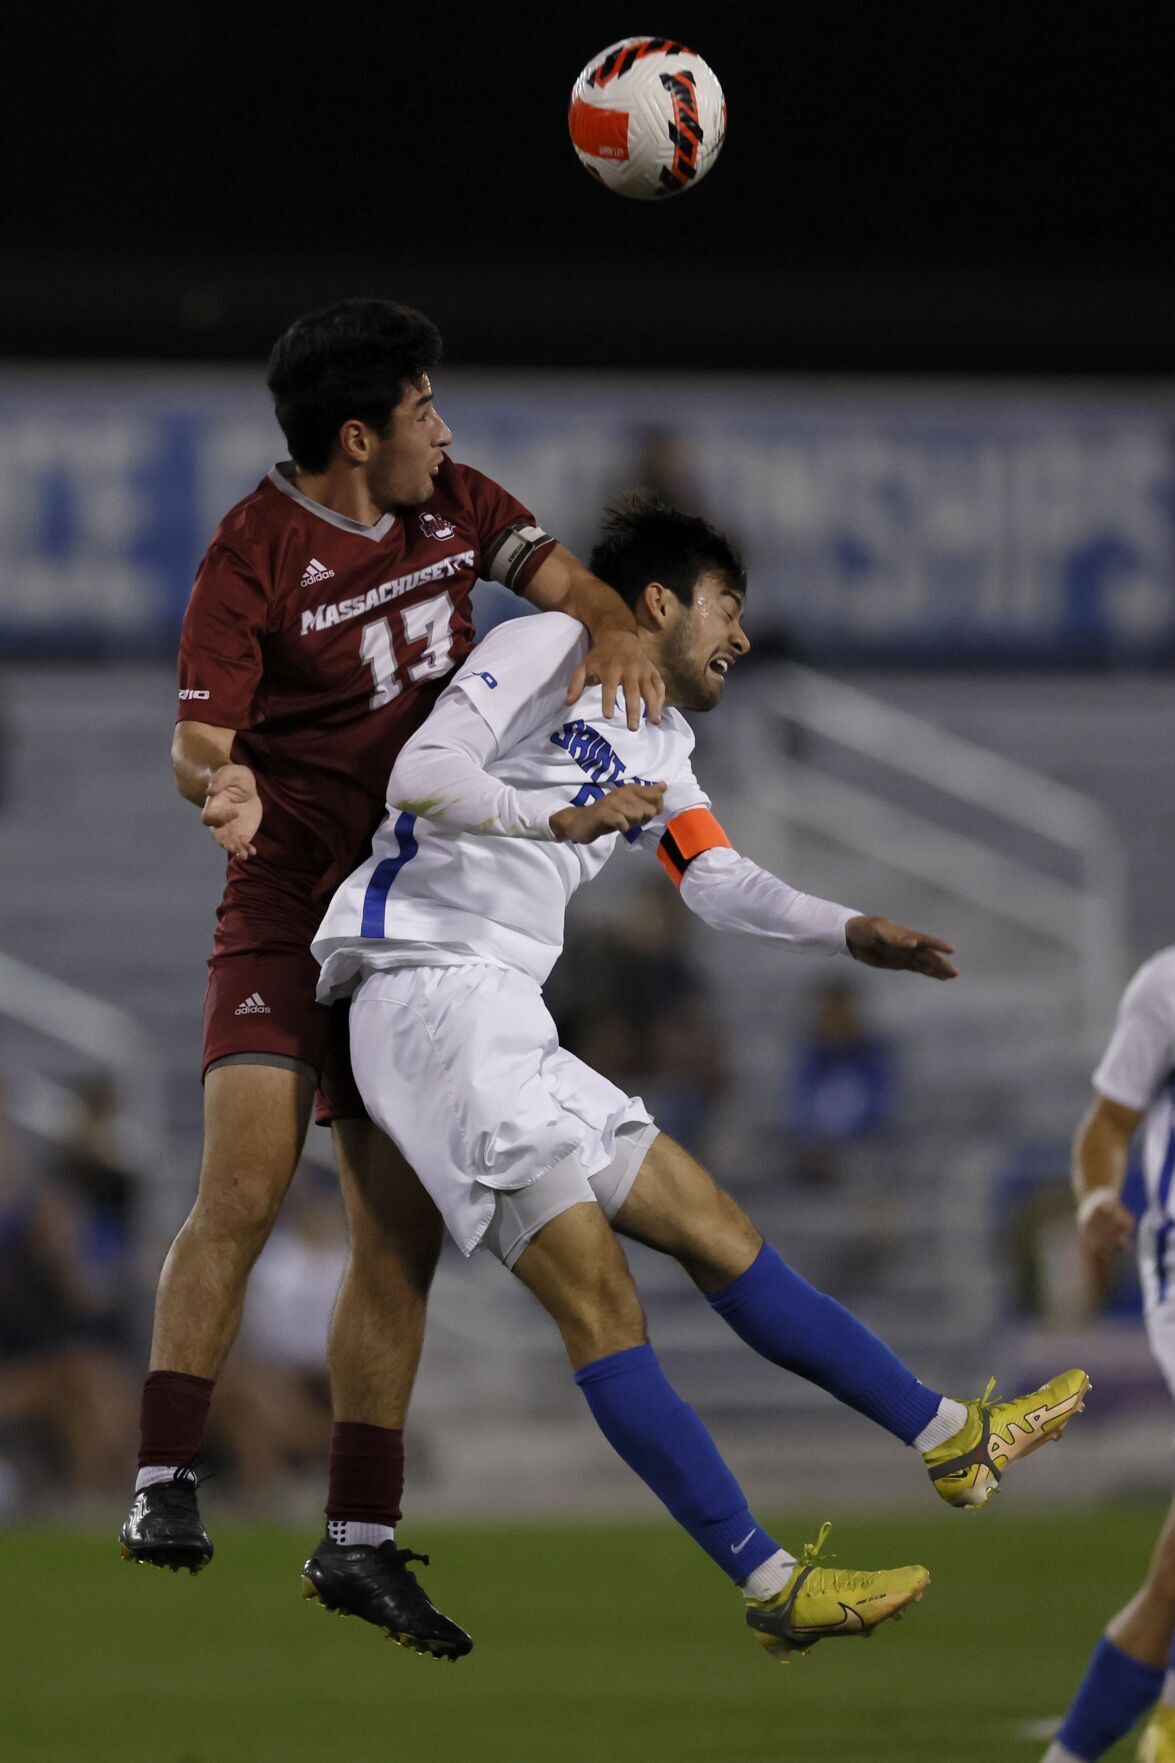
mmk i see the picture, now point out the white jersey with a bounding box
[313,613,706,991]
[1093,947,1175,1309]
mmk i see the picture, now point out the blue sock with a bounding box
[706,1244,942,1445]
[574,1344,782,1583]
[1056,1636,1163,1759]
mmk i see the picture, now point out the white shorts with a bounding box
[348,964,657,1263]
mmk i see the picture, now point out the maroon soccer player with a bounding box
[119,298,663,1658]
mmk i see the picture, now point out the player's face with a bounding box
[660,570,749,711]
[369,376,453,508]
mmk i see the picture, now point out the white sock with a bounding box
[913,1397,970,1454]
[1041,1745,1083,1763]
[135,1464,181,1491]
[1162,1669,1175,1709]
[739,1549,796,1602]
[327,1520,395,1548]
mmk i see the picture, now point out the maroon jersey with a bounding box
[177,457,555,902]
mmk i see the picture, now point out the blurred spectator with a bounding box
[782,981,903,1292]
[785,979,898,1185]
[626,424,709,517]
[210,1165,345,1501]
[0,1076,139,1503]
[548,877,730,1160]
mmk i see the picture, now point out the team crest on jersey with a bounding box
[419,512,457,541]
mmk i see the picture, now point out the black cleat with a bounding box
[119,1466,213,1575]
[301,1538,473,1660]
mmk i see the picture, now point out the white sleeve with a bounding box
[446,610,586,748]
[387,689,571,840]
[680,846,859,956]
[1093,951,1175,1111]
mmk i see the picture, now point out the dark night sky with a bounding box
[9,3,1175,370]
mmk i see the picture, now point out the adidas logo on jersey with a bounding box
[234,992,271,1015]
[301,558,335,586]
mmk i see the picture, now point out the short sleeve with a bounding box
[176,541,270,730]
[1093,951,1175,1111]
[446,612,587,749]
[456,463,558,594]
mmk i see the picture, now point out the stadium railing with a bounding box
[741,662,1130,1056]
[0,949,168,1185]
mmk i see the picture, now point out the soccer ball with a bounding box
[568,37,726,200]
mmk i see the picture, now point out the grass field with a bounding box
[2,1507,1159,1762]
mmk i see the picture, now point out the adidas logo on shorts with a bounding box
[301,557,335,586]
[234,992,271,1015]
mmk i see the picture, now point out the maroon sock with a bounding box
[326,1423,405,1526]
[138,1370,215,1468]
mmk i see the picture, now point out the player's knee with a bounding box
[349,1202,444,1293]
[190,1166,287,1253]
[359,1177,444,1257]
[558,1261,647,1360]
[675,1198,761,1285]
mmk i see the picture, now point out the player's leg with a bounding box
[611,1132,1089,1507]
[299,1115,470,1662]
[509,1196,929,1660]
[320,998,444,1536]
[325,1115,444,1531]
[121,1057,311,1571]
[1042,1493,1175,1762]
[303,970,522,1661]
[1055,1296,1175,1759]
[150,1061,312,1375]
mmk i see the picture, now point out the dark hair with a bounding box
[266,297,443,473]
[587,495,746,610]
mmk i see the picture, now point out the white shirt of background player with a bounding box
[1078,948,1175,1307]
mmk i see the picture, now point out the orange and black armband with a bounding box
[656,807,733,888]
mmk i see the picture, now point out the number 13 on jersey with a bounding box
[359,590,456,711]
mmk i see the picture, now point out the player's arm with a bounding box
[1075,954,1175,1265]
[1071,1092,1142,1263]
[171,721,262,860]
[388,690,663,841]
[521,542,665,731]
[657,803,957,978]
[174,537,269,859]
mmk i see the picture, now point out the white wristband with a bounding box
[1076,1186,1120,1228]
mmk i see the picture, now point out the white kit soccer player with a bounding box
[312,608,856,1256]
[313,503,1086,1662]
[1045,948,1175,1763]
[1091,950,1175,1330]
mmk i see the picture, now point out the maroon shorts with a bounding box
[202,863,365,1126]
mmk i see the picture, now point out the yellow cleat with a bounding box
[744,1523,930,1663]
[924,1368,1091,1510]
[1138,1701,1175,1762]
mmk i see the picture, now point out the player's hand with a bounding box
[845,916,958,980]
[567,631,665,730]
[1078,1192,1134,1308]
[202,763,262,859]
[550,782,666,844]
[1077,1192,1134,1262]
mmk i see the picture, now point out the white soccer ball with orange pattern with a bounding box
[568,37,727,200]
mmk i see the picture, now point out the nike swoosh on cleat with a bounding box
[730,1531,757,1554]
[792,1604,866,1637]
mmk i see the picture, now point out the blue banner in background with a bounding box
[2,370,1173,663]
